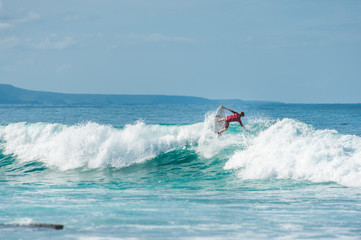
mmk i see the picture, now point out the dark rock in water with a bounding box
[29,223,64,230]
[0,222,64,230]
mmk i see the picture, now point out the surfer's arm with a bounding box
[239,121,248,132]
[222,106,237,114]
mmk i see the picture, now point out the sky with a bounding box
[0,0,360,103]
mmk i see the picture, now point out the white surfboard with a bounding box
[213,105,225,134]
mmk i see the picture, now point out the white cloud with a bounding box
[12,12,40,23]
[0,23,12,30]
[0,35,76,50]
[0,9,40,33]
[34,35,76,49]
[0,37,18,48]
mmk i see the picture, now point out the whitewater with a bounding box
[1,103,361,239]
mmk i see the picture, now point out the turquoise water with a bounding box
[1,103,361,239]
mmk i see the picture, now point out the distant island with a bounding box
[0,84,248,105]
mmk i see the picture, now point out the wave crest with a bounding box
[224,118,361,187]
[0,121,206,170]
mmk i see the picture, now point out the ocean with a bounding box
[1,103,361,239]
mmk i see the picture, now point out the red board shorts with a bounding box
[225,117,231,129]
[224,114,241,129]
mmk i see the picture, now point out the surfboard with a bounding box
[213,105,225,134]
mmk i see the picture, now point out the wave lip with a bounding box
[224,118,361,187]
[0,110,251,171]
[0,121,205,171]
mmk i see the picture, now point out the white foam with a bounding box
[224,118,361,187]
[10,218,34,225]
[0,121,208,170]
[195,112,250,159]
[0,112,242,169]
[0,109,253,171]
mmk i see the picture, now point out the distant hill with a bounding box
[0,84,244,105]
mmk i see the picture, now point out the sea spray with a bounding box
[0,111,250,171]
[224,118,361,187]
[2,116,361,187]
[0,121,207,170]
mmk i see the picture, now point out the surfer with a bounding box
[217,106,247,134]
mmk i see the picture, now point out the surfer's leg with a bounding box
[218,120,229,134]
[218,128,227,134]
[217,118,225,122]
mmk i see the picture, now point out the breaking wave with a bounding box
[1,116,361,187]
[225,118,361,187]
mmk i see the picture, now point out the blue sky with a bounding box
[1,0,360,103]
